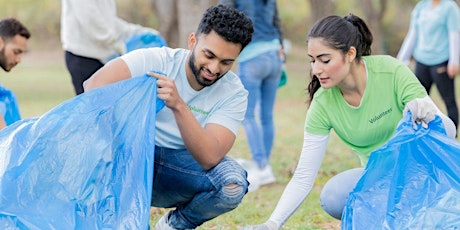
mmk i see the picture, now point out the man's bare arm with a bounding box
[83,58,132,92]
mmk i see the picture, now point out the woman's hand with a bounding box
[403,97,437,129]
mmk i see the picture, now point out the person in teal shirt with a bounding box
[398,0,460,133]
[241,13,456,230]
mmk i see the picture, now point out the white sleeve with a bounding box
[268,132,329,228]
[397,27,417,66]
[424,96,457,138]
[448,31,459,66]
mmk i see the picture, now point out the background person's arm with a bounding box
[396,27,416,66]
[447,31,459,78]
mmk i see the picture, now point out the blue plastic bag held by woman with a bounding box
[0,84,21,125]
[342,113,460,229]
[0,74,164,229]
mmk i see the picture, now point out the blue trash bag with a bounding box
[126,32,167,52]
[342,113,460,229]
[0,74,164,229]
[105,31,167,62]
[0,84,21,125]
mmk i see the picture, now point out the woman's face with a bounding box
[308,38,351,89]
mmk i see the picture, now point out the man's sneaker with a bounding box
[258,165,276,186]
[246,169,261,192]
[234,158,276,192]
[234,158,258,171]
[155,211,176,230]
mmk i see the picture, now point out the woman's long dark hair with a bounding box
[306,13,373,105]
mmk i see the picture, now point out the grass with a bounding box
[5,44,457,229]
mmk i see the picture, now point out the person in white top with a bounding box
[61,0,159,95]
[84,5,254,229]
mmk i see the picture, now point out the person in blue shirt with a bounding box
[397,0,460,133]
[220,0,285,192]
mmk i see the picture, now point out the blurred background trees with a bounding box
[0,0,453,56]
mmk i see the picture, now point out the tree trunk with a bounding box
[151,0,179,47]
[308,0,336,23]
[359,0,388,54]
[151,0,218,48]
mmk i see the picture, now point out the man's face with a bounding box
[186,30,241,90]
[0,34,28,72]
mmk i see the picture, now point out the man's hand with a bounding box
[403,97,437,129]
[148,71,184,111]
[239,221,278,230]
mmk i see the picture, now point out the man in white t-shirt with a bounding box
[83,5,254,229]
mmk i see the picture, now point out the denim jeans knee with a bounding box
[320,168,364,219]
[152,147,248,228]
[207,157,249,206]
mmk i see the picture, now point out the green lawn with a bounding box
[4,45,457,229]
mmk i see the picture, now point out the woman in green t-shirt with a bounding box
[240,13,456,230]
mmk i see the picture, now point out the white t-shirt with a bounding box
[121,46,248,149]
[61,0,146,63]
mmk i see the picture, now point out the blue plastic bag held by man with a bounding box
[0,84,21,126]
[342,113,460,229]
[0,74,164,229]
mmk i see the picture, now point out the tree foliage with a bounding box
[0,0,429,55]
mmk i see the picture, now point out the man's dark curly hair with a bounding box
[0,18,31,41]
[196,4,253,50]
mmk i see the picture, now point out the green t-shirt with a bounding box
[305,55,427,165]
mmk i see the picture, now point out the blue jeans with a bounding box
[239,50,282,168]
[151,146,248,229]
[320,168,364,219]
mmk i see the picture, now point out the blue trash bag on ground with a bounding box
[0,84,21,125]
[0,74,164,229]
[342,113,460,229]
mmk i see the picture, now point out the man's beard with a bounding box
[0,47,10,72]
[188,51,226,87]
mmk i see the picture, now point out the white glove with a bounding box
[239,220,278,230]
[113,39,127,55]
[403,97,437,129]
